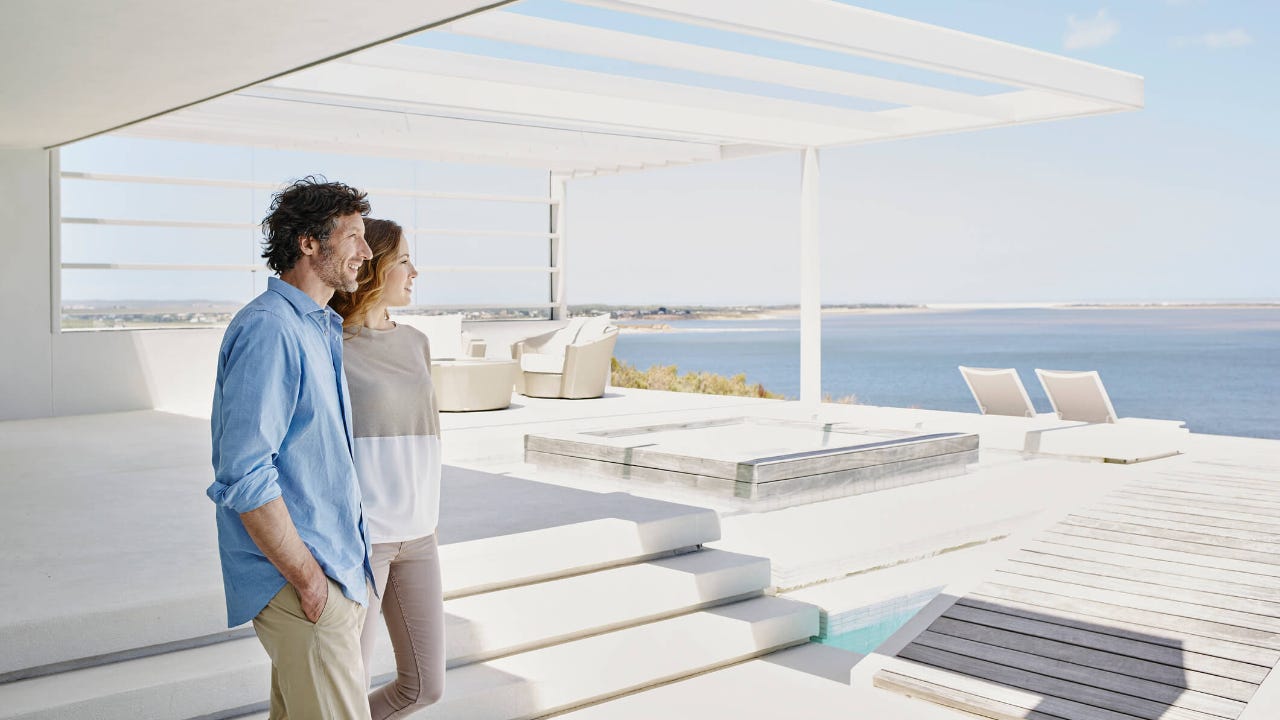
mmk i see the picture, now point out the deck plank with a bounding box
[1035,532,1280,581]
[988,570,1280,633]
[898,643,1226,720]
[972,582,1280,650]
[956,594,1280,665]
[1000,560,1280,619]
[1106,492,1280,526]
[1092,501,1280,535]
[1073,508,1280,545]
[927,617,1258,702]
[1116,489,1280,520]
[875,458,1280,720]
[914,628,1250,714]
[1131,481,1280,507]
[1058,516,1280,558]
[1013,549,1280,603]
[941,603,1271,684]
[876,663,1116,720]
[1049,524,1280,568]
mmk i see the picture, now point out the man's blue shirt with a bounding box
[208,276,372,627]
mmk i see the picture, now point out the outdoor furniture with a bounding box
[391,313,485,359]
[959,366,1037,418]
[431,358,518,412]
[513,315,618,399]
[1035,368,1118,424]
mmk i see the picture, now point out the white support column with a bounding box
[549,172,569,320]
[0,148,55,419]
[799,147,821,405]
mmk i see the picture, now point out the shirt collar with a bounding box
[268,276,334,319]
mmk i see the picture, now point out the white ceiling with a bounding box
[6,0,1143,173]
[0,0,506,149]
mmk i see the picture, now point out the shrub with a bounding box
[611,358,784,399]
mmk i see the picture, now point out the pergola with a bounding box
[14,0,1144,404]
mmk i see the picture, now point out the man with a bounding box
[208,176,375,719]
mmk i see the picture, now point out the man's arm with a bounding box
[209,311,328,622]
[241,498,328,622]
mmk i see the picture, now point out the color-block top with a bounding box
[208,276,372,627]
[342,323,442,543]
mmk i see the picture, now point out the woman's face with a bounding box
[382,234,417,308]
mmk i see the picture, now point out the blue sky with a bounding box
[560,0,1279,304]
[63,1,1277,306]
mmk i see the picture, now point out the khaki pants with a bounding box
[253,578,372,720]
[361,535,446,720]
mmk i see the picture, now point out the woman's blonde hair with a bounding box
[329,217,406,334]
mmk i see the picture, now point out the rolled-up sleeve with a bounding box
[208,310,299,514]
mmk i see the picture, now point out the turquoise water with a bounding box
[816,604,928,654]
[813,589,937,654]
[613,307,1280,439]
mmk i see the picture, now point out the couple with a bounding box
[207,177,444,719]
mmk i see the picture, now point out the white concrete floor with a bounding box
[3,386,1269,718]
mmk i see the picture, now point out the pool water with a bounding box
[816,609,924,654]
[812,591,936,654]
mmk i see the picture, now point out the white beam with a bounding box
[443,12,1012,120]
[799,147,821,405]
[573,0,1143,109]
[266,49,894,147]
[122,94,725,172]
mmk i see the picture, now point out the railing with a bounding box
[57,169,561,330]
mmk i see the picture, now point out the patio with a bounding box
[10,1,1273,719]
[2,390,1278,718]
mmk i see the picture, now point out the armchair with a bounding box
[513,315,618,399]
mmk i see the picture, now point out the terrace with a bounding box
[3,1,1278,719]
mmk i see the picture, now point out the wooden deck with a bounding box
[875,448,1280,720]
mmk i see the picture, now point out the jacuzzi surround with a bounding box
[525,416,979,510]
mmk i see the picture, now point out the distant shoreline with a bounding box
[611,302,1280,333]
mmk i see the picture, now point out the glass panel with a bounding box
[414,270,551,309]
[61,269,255,330]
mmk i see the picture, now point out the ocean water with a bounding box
[612,308,1280,440]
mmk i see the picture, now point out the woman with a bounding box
[330,218,445,719]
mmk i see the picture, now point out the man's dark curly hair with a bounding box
[261,176,371,273]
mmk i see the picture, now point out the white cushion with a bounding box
[573,314,612,344]
[391,313,464,359]
[520,352,564,374]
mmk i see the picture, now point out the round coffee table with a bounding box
[430,358,518,412]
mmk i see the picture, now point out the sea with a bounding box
[612,307,1280,440]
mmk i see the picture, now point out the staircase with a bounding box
[0,504,817,720]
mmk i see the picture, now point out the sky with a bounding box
[560,0,1280,305]
[62,1,1278,307]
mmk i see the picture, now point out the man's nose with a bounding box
[359,238,373,259]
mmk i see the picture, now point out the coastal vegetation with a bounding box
[610,358,784,399]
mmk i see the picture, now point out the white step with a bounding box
[0,551,784,720]
[3,500,717,683]
[425,595,817,720]
[441,510,720,598]
[433,548,770,667]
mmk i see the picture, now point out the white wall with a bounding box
[0,149,226,422]
[0,150,54,420]
[51,328,222,418]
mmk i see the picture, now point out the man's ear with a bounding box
[298,235,320,257]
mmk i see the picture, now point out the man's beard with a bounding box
[316,238,358,292]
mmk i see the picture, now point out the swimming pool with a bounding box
[812,588,938,655]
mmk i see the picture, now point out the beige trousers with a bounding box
[253,578,371,720]
[360,534,446,720]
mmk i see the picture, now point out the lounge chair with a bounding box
[513,315,618,399]
[1034,369,1118,424]
[958,366,1036,418]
